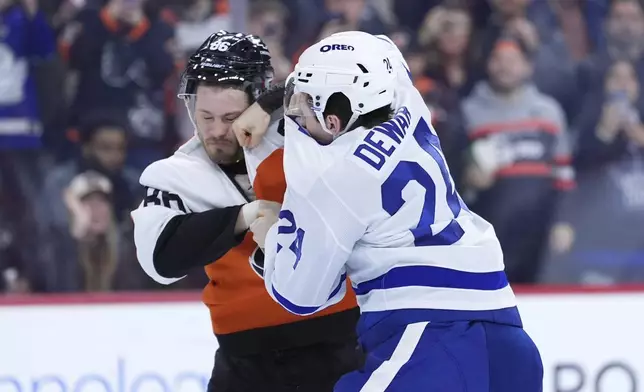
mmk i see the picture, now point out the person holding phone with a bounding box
[575,59,644,171]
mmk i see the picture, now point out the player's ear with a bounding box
[325,115,343,135]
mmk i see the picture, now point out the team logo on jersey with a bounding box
[249,247,265,278]
[320,44,355,52]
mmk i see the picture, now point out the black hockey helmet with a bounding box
[178,30,274,101]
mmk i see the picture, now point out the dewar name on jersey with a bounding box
[353,106,412,170]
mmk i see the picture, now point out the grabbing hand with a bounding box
[597,103,625,142]
[236,200,281,234]
[250,207,280,249]
[232,102,271,148]
[63,187,91,240]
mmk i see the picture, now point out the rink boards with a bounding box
[0,288,643,392]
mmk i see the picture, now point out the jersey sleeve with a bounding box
[131,170,190,285]
[131,159,245,285]
[262,180,366,316]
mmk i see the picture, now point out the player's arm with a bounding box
[131,190,249,284]
[131,165,263,284]
[233,82,286,148]
[260,185,365,316]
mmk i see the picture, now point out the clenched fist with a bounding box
[232,102,271,148]
[250,206,280,249]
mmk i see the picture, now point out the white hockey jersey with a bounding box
[131,136,249,285]
[130,112,359,340]
[262,38,519,323]
[131,109,285,284]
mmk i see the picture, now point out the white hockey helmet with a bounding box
[285,31,397,136]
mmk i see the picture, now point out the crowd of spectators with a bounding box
[1,0,643,294]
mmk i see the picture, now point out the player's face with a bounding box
[82,193,113,236]
[303,115,335,144]
[606,60,639,101]
[194,85,249,164]
[487,45,531,92]
[286,91,335,144]
[436,11,471,57]
[86,127,127,173]
[607,1,644,44]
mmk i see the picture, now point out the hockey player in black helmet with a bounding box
[132,31,362,392]
[177,31,275,164]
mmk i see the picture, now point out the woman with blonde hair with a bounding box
[416,0,477,100]
[59,171,148,291]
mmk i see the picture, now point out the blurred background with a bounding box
[0,0,643,295]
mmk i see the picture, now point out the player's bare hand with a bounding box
[250,207,280,249]
[597,103,624,141]
[236,200,281,234]
[233,102,271,148]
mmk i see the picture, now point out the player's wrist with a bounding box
[236,201,260,233]
[256,82,285,114]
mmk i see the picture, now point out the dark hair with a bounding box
[78,112,128,145]
[323,93,394,132]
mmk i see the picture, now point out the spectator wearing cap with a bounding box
[39,112,141,235]
[474,0,577,120]
[460,36,574,283]
[40,170,149,292]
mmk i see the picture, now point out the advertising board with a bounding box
[1,289,642,392]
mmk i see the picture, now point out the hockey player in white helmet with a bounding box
[132,31,362,392]
[241,31,543,392]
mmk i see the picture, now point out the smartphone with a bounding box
[608,91,639,124]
